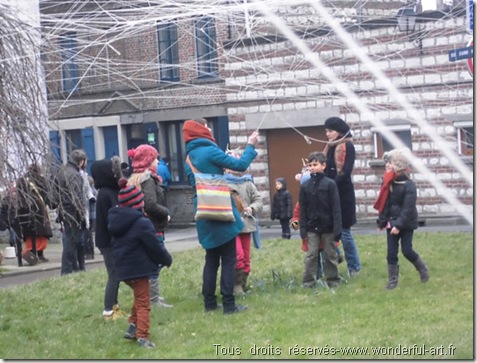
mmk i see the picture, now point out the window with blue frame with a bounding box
[157,22,180,82]
[195,17,218,79]
[60,32,80,93]
[163,117,229,184]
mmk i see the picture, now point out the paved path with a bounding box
[0,221,472,287]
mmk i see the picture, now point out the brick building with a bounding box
[39,0,473,225]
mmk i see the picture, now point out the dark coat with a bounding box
[91,159,120,250]
[325,141,357,228]
[52,161,86,227]
[184,138,257,249]
[376,174,418,231]
[16,173,53,238]
[299,173,342,241]
[271,178,293,220]
[140,172,169,232]
[108,206,172,282]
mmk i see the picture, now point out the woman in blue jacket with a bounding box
[183,118,259,315]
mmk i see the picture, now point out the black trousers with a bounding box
[202,238,236,312]
[386,228,419,265]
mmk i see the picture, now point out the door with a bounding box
[267,126,327,206]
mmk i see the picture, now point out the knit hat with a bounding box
[182,120,216,144]
[324,117,352,136]
[386,147,412,172]
[117,178,144,209]
[127,144,158,172]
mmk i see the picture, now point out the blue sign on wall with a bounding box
[448,46,474,62]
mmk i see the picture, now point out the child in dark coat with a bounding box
[270,177,293,239]
[108,179,172,349]
[374,148,429,289]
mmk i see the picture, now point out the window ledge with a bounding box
[369,159,386,168]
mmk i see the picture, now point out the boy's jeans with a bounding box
[341,228,361,273]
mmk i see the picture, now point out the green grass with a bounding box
[0,231,473,359]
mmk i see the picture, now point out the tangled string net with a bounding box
[0,0,473,225]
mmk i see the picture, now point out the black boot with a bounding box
[386,264,399,290]
[412,256,429,282]
[242,272,250,291]
[37,250,49,262]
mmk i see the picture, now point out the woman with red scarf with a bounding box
[374,148,429,289]
[127,144,172,307]
[183,118,259,314]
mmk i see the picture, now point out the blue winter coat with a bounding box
[184,138,258,249]
[108,206,172,281]
[157,159,172,189]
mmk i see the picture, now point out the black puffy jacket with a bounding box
[376,174,418,230]
[299,173,342,240]
[271,178,293,220]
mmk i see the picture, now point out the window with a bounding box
[372,124,412,158]
[163,117,228,184]
[60,32,80,93]
[454,121,473,156]
[157,23,180,82]
[195,17,218,78]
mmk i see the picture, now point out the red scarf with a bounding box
[182,120,216,144]
[373,170,397,213]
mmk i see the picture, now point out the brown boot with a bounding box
[242,272,250,292]
[234,269,245,295]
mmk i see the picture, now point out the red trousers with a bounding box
[23,236,48,256]
[235,233,251,274]
[125,277,151,340]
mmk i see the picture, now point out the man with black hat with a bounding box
[323,117,362,276]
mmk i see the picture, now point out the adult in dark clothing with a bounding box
[108,182,172,349]
[91,156,127,320]
[52,149,87,275]
[183,117,259,314]
[270,177,293,239]
[323,117,361,276]
[374,148,429,289]
[16,164,55,264]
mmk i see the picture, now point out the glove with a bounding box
[290,220,299,230]
[334,233,342,242]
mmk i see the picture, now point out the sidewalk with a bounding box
[0,227,201,278]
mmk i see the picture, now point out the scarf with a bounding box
[182,120,216,144]
[373,170,397,214]
[323,137,353,176]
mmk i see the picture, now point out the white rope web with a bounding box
[1,0,473,224]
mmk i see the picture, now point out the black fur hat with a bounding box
[324,117,352,136]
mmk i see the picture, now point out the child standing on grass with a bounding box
[374,148,429,290]
[270,177,293,239]
[108,179,172,349]
[299,152,342,289]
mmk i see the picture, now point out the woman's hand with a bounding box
[248,131,259,146]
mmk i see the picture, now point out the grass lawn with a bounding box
[0,231,473,359]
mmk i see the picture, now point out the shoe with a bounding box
[205,304,223,312]
[85,254,95,260]
[151,299,173,308]
[124,323,137,340]
[22,251,38,266]
[348,269,360,277]
[113,304,129,317]
[338,255,344,264]
[137,338,156,349]
[224,304,247,315]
